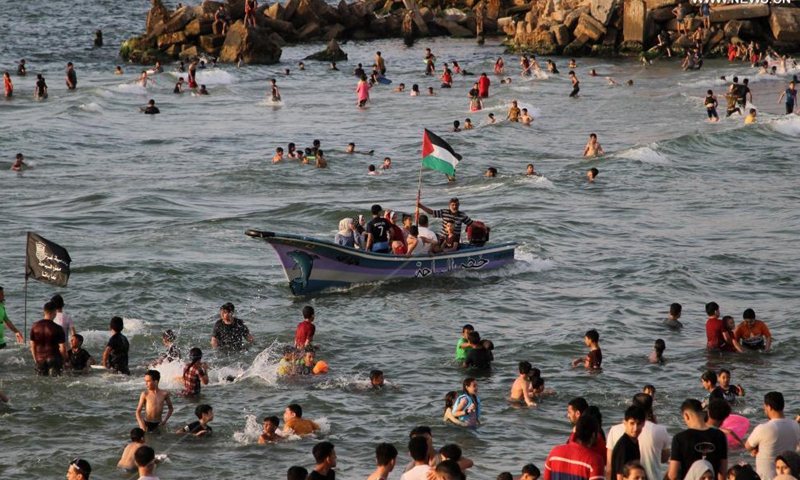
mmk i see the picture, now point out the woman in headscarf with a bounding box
[684,460,713,480]
[776,451,800,478]
[334,218,358,248]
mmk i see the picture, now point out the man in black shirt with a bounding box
[667,399,728,480]
[211,302,255,351]
[142,99,160,114]
[611,406,646,480]
[365,204,392,253]
[66,334,96,373]
[103,316,130,374]
[309,441,337,480]
[463,331,492,369]
[66,62,77,90]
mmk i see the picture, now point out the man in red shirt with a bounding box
[545,415,605,480]
[567,397,607,461]
[705,302,724,350]
[478,73,491,98]
[295,306,316,349]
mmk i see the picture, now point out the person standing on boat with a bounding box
[211,302,255,351]
[365,204,392,253]
[418,197,473,242]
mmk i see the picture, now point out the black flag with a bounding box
[25,232,72,287]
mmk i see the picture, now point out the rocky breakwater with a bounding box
[505,0,800,57]
[121,0,507,64]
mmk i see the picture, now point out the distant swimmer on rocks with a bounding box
[34,74,47,100]
[569,71,580,98]
[211,302,255,351]
[583,133,604,157]
[141,99,160,114]
[11,153,26,171]
[587,168,599,182]
[65,62,77,90]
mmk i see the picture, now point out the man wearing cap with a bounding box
[211,302,255,351]
[0,286,25,348]
[67,458,91,480]
[418,197,473,241]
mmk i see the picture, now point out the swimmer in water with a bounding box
[569,71,580,98]
[590,69,597,76]
[11,153,25,171]
[173,78,184,94]
[485,167,497,177]
[370,369,385,388]
[142,99,160,114]
[569,59,577,68]
[452,120,461,132]
[744,108,757,124]
[526,163,541,176]
[198,84,209,95]
[588,167,599,182]
[520,108,533,126]
[381,157,392,170]
[3,72,13,98]
[273,147,284,163]
[724,85,742,117]
[428,87,436,96]
[410,84,420,97]
[464,118,474,130]
[139,71,153,87]
[443,391,469,426]
[705,90,719,123]
[510,361,536,406]
[607,77,617,85]
[507,100,520,122]
[114,66,123,75]
[625,80,634,86]
[329,61,338,71]
[270,78,281,101]
[34,74,48,100]
[298,61,305,70]
[583,133,604,157]
[178,61,185,72]
[393,83,405,92]
[258,416,282,443]
[487,113,496,124]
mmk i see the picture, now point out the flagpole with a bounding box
[414,160,424,226]
[23,234,29,343]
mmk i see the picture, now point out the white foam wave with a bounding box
[233,414,331,444]
[526,175,554,189]
[195,70,236,85]
[114,84,149,95]
[617,145,670,164]
[678,76,727,89]
[79,316,147,348]
[770,114,800,136]
[515,251,556,273]
[79,102,103,113]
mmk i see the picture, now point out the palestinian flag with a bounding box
[422,129,462,176]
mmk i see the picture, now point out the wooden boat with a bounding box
[245,230,517,296]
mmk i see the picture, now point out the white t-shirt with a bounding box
[53,311,75,343]
[748,418,800,480]
[607,420,670,480]
[400,464,431,480]
[416,226,438,255]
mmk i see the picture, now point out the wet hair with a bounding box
[707,399,731,423]
[375,442,398,466]
[654,339,666,354]
[145,369,160,382]
[368,164,376,172]
[130,427,145,442]
[749,108,756,114]
[589,168,599,177]
[195,404,213,418]
[302,306,314,319]
[531,377,545,390]
[410,226,419,237]
[568,397,589,414]
[585,405,603,428]
[701,370,718,385]
[444,391,458,411]
[467,331,481,344]
[409,425,432,438]
[453,120,460,128]
[743,308,755,320]
[707,89,713,95]
[487,167,498,176]
[288,142,296,150]
[189,347,203,362]
[43,301,57,316]
[312,441,335,463]
[624,406,646,422]
[465,118,471,123]
[681,398,704,414]
[287,403,303,417]
[670,303,682,317]
[439,443,462,461]
[497,473,513,480]
[519,361,532,375]
[163,329,176,343]
[287,466,308,480]
[371,204,382,215]
[436,459,464,480]
[705,302,719,316]
[110,316,124,333]
[264,415,280,427]
[481,339,494,351]
[569,70,575,75]
[73,333,84,345]
[462,377,476,393]
[462,324,474,333]
[719,368,731,377]
[412,84,419,92]
[220,302,235,313]
[51,294,64,310]
[632,393,653,413]
[408,436,429,461]
[134,445,155,467]
[523,464,541,477]
[585,329,599,343]
[370,369,383,381]
[574,415,599,446]
[727,465,745,479]
[419,214,430,227]
[276,147,283,153]
[765,391,785,411]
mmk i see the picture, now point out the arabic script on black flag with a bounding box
[26,232,72,287]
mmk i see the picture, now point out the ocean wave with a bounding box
[616,145,671,164]
[114,84,149,95]
[78,102,103,113]
[770,115,800,136]
[195,69,236,85]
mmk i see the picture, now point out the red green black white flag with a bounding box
[422,129,462,177]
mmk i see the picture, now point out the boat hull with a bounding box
[245,230,516,296]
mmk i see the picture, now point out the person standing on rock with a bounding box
[214,6,230,35]
[375,51,386,76]
[569,71,580,98]
[672,2,687,37]
[244,0,257,28]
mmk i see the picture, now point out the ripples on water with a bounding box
[2,1,800,478]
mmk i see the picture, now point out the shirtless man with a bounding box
[510,361,537,406]
[583,133,605,157]
[258,416,282,443]
[135,369,174,433]
[520,108,533,125]
[507,100,521,122]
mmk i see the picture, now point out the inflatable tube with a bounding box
[313,361,329,375]
[721,414,750,449]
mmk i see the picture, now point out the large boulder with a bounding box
[603,26,618,46]
[550,23,570,46]
[650,6,673,22]
[304,39,348,61]
[146,0,171,36]
[256,15,296,35]
[199,34,226,53]
[185,18,214,36]
[564,7,588,30]
[162,6,197,35]
[723,19,756,39]
[284,0,302,20]
[227,0,246,20]
[157,31,187,49]
[219,21,282,64]
[591,0,616,26]
[623,0,645,43]
[434,18,473,37]
[179,46,199,60]
[265,2,284,20]
[769,7,800,42]
[201,1,224,15]
[563,34,589,56]
[709,4,769,23]
[323,23,347,40]
[644,0,676,9]
[574,12,606,41]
